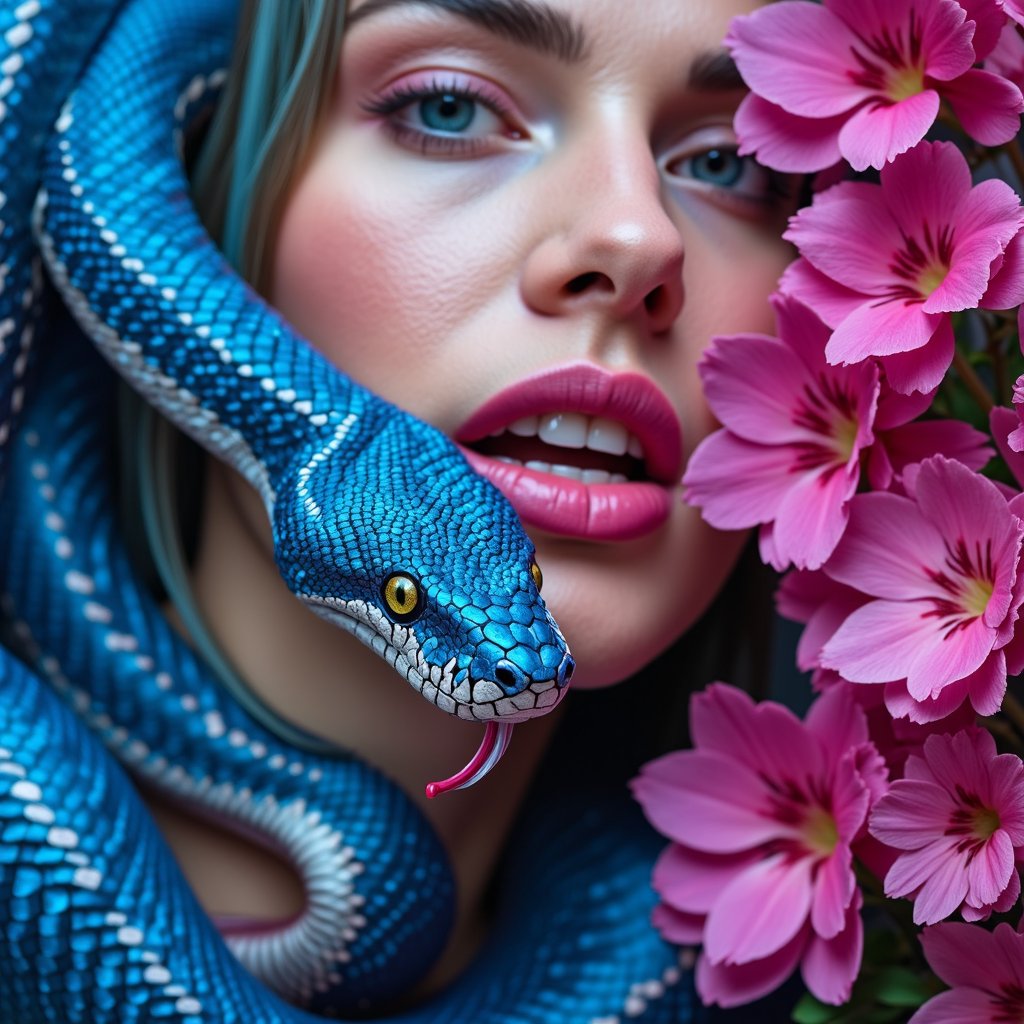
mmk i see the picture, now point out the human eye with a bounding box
[662,132,794,211]
[361,72,527,156]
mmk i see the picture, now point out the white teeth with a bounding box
[525,460,551,474]
[586,417,629,456]
[509,415,539,437]
[490,411,645,460]
[538,412,588,448]
[516,461,629,484]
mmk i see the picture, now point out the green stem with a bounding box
[952,347,994,414]
[1002,140,1024,192]
[1002,691,1024,740]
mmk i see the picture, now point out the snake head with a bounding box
[271,408,575,729]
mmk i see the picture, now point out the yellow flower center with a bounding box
[917,262,948,297]
[973,806,1001,842]
[803,806,839,857]
[962,576,994,619]
[832,415,859,462]
[887,65,926,102]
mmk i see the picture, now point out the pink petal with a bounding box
[704,854,814,964]
[725,3,871,117]
[918,728,996,796]
[682,430,795,529]
[964,830,1015,907]
[691,684,824,780]
[823,491,944,598]
[651,903,704,944]
[965,650,1008,717]
[696,934,805,1009]
[822,600,945,683]
[779,257,868,329]
[653,843,761,915]
[772,464,859,571]
[879,141,972,241]
[869,779,952,849]
[912,844,973,924]
[804,684,869,752]
[878,420,992,484]
[734,94,846,174]
[992,406,1024,487]
[958,0,1012,59]
[919,921,1018,989]
[827,300,944,363]
[698,333,822,445]
[880,319,955,394]
[838,91,940,172]
[906,617,996,699]
[884,676,973,724]
[631,751,782,853]
[800,893,862,1006]
[910,987,1003,1024]
[786,181,906,295]
[982,229,1024,309]
[941,67,1024,146]
[811,845,855,939]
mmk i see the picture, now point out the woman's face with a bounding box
[271,0,793,688]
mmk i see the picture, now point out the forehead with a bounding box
[343,0,764,66]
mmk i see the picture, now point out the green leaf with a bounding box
[873,967,937,1008]
[792,993,841,1024]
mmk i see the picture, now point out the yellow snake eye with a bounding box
[383,573,420,620]
[530,561,543,592]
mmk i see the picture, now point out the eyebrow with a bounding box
[345,0,589,64]
[687,49,746,92]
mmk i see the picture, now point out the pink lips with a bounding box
[457,362,684,541]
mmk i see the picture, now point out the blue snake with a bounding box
[0,0,699,1020]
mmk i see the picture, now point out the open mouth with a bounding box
[456,362,684,541]
[468,412,648,484]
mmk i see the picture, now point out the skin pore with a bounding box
[149,0,795,998]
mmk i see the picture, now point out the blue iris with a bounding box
[418,93,476,133]
[690,148,744,187]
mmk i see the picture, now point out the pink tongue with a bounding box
[425,721,513,799]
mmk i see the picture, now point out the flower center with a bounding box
[961,575,995,620]
[832,415,860,462]
[803,805,839,857]
[886,64,925,102]
[972,806,1001,842]
[917,261,949,298]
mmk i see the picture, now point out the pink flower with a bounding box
[682,295,879,571]
[726,0,1022,173]
[985,18,1024,92]
[911,922,1024,1023]
[869,728,1024,923]
[820,456,1024,723]
[1003,0,1024,26]
[782,141,1024,395]
[630,684,887,1008]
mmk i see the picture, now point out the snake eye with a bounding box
[383,573,421,621]
[530,561,543,592]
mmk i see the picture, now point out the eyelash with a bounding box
[361,78,521,156]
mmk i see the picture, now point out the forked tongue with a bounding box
[425,721,514,799]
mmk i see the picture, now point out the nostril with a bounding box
[557,655,575,687]
[565,271,606,295]
[644,285,664,314]
[495,666,518,691]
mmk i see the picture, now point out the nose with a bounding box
[520,126,685,333]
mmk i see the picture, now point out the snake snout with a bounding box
[492,654,572,694]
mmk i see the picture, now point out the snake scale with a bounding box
[0,0,699,1020]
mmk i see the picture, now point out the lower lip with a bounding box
[459,447,673,541]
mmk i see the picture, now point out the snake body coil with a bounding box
[0,0,696,1020]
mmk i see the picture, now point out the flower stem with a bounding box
[1001,140,1024,192]
[1001,691,1024,739]
[952,347,994,414]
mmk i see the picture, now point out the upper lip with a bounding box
[456,361,683,483]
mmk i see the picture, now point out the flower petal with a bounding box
[653,843,761,915]
[704,854,814,964]
[735,94,846,174]
[880,319,955,395]
[838,91,940,172]
[869,779,952,849]
[941,67,1024,146]
[725,3,870,117]
[696,934,805,1009]
[801,893,862,1006]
